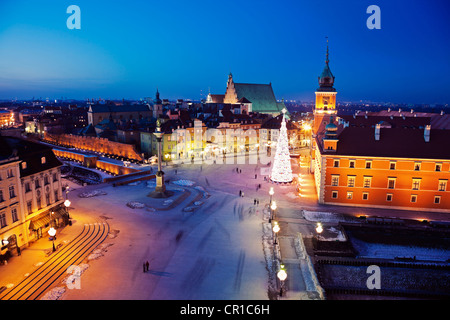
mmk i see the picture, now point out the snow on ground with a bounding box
[303,210,359,224]
[62,161,272,300]
[78,190,107,198]
[172,179,196,186]
[350,237,450,261]
[126,201,146,209]
[40,286,66,300]
[317,226,347,242]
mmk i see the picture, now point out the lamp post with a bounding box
[277,263,287,297]
[268,187,274,222]
[48,227,56,252]
[272,221,280,245]
[64,199,71,220]
[270,201,277,222]
[49,210,55,228]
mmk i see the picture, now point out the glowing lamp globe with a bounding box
[271,201,277,211]
[316,222,323,234]
[48,227,56,237]
[273,222,280,234]
[277,265,287,281]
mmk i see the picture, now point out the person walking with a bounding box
[146,261,150,272]
[239,190,242,197]
[143,262,146,273]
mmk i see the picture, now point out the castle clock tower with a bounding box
[313,39,337,135]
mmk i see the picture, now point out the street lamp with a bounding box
[277,263,287,297]
[269,187,274,203]
[316,222,323,234]
[64,199,71,220]
[270,201,277,222]
[273,221,280,245]
[48,227,56,252]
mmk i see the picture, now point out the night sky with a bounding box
[0,0,449,104]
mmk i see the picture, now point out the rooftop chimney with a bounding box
[375,123,381,141]
[424,125,431,142]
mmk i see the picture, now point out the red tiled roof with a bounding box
[318,126,450,160]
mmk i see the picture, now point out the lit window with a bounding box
[41,157,46,164]
[362,192,369,200]
[9,186,15,199]
[438,180,447,192]
[347,176,356,187]
[347,191,353,200]
[410,195,417,203]
[434,196,441,204]
[363,176,372,188]
[11,208,18,223]
[331,175,339,186]
[388,178,396,189]
[21,162,27,169]
[0,213,6,228]
[386,193,393,202]
[412,178,421,190]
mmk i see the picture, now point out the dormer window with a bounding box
[41,157,46,164]
[22,162,27,169]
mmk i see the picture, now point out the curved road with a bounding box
[0,218,109,300]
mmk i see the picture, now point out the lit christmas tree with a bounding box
[270,108,293,183]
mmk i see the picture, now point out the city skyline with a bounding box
[0,0,449,104]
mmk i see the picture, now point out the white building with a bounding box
[0,136,65,259]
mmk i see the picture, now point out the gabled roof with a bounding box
[233,83,282,113]
[238,97,251,104]
[339,114,431,129]
[0,136,62,177]
[78,123,96,136]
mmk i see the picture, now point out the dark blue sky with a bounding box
[0,0,449,104]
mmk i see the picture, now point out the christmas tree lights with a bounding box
[270,108,293,183]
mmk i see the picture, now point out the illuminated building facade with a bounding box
[314,124,450,212]
[0,136,65,256]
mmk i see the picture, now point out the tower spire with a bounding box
[325,36,329,65]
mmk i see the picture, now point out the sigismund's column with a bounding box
[148,119,172,198]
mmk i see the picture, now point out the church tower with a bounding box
[313,39,337,135]
[223,72,237,104]
[153,88,163,119]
